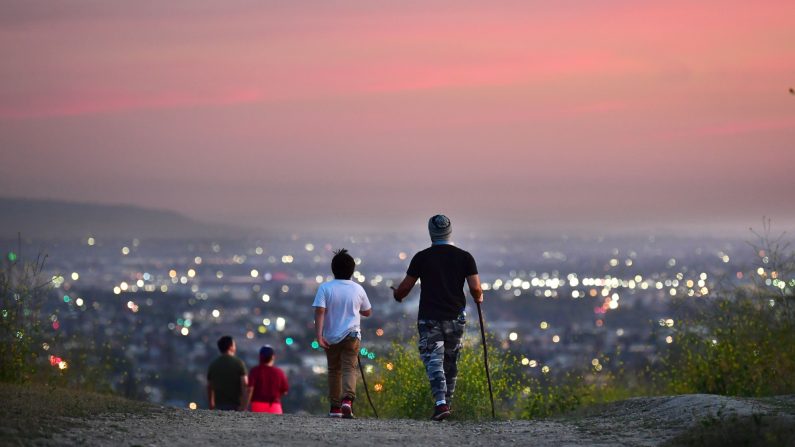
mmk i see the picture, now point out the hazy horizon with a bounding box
[1,1,794,235]
[2,195,791,240]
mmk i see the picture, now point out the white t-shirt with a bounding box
[312,279,372,345]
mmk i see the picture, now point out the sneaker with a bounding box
[341,398,354,419]
[431,403,451,421]
[328,406,343,418]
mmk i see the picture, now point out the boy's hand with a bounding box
[318,337,330,350]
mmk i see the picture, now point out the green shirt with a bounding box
[207,355,247,407]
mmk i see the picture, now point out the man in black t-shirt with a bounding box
[207,335,248,411]
[392,215,483,421]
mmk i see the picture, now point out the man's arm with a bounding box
[359,308,372,317]
[207,382,215,410]
[281,370,289,395]
[314,306,330,349]
[391,275,418,302]
[239,375,249,411]
[245,383,254,411]
[467,274,484,304]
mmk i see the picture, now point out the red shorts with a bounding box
[251,401,283,414]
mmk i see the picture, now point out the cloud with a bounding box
[0,88,263,119]
[694,117,795,137]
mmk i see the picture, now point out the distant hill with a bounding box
[0,197,244,239]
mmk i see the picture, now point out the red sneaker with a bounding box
[328,406,343,418]
[341,398,354,419]
[431,403,451,421]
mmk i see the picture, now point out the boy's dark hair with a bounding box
[217,335,234,353]
[259,345,274,363]
[331,248,356,280]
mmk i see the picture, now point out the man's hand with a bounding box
[390,286,403,303]
[207,383,215,410]
[467,274,484,304]
[318,337,330,350]
[391,276,417,302]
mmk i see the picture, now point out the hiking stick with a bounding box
[476,301,496,419]
[357,355,379,418]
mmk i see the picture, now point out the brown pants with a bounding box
[325,336,360,407]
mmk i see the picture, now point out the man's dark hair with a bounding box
[217,335,234,353]
[331,248,356,279]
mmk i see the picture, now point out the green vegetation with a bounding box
[1,242,137,396]
[348,336,640,420]
[662,222,795,397]
[359,338,521,420]
[0,243,53,383]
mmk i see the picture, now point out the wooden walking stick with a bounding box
[357,354,379,418]
[476,301,496,418]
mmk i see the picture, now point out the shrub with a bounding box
[661,222,795,396]
[365,336,523,420]
[663,298,795,396]
[0,245,53,383]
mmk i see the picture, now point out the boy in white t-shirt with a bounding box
[313,249,372,419]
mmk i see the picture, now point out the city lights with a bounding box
[13,229,771,417]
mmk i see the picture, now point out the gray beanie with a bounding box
[428,214,452,242]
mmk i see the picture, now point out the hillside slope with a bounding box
[2,384,793,446]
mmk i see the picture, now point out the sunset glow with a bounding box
[1,1,793,232]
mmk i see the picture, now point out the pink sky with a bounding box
[1,1,794,234]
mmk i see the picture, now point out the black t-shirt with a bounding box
[406,244,478,320]
[207,355,247,407]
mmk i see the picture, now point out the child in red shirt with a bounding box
[247,345,289,414]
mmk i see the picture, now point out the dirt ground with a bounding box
[18,394,794,447]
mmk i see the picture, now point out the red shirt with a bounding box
[248,364,289,403]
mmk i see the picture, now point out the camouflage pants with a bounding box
[417,316,465,404]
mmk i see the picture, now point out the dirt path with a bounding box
[32,395,795,447]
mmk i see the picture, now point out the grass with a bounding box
[0,382,159,443]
